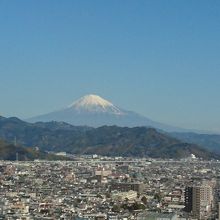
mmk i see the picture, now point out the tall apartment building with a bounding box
[185,187,193,213]
[185,185,213,219]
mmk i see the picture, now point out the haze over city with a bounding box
[0,0,220,132]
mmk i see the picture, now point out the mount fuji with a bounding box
[28,94,184,132]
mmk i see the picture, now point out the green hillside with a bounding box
[0,116,218,159]
[0,139,66,161]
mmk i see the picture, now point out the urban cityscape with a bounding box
[0,154,220,219]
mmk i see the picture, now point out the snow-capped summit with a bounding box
[28,94,183,132]
[70,94,112,108]
[69,94,123,115]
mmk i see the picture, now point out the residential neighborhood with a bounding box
[0,156,220,219]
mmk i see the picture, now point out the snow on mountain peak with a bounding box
[72,94,113,108]
[69,94,124,115]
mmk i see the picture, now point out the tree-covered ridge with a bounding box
[0,116,218,159]
[0,139,67,161]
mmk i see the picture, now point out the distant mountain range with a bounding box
[1,94,219,159]
[0,116,218,159]
[170,132,220,154]
[28,94,187,132]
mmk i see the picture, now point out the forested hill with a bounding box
[0,116,218,159]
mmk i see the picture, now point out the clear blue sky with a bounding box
[0,0,220,132]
